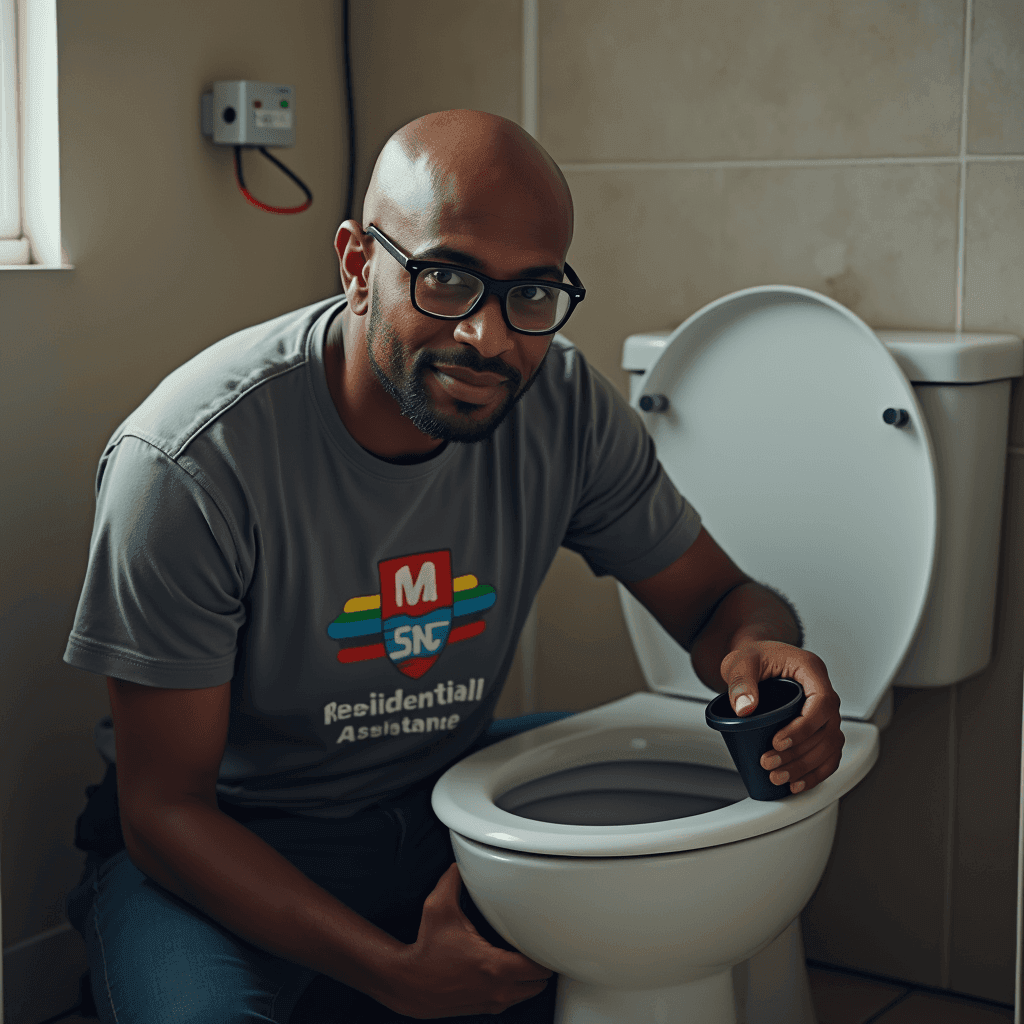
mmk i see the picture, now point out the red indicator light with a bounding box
[254,100,262,108]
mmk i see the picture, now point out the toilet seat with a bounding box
[431,692,879,857]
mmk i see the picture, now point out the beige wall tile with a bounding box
[2,0,347,946]
[949,455,1023,1004]
[560,164,959,394]
[964,161,1024,458]
[963,162,1024,448]
[533,548,647,712]
[802,686,954,987]
[540,0,965,162]
[968,0,1024,154]
[350,0,522,220]
[963,162,1024,332]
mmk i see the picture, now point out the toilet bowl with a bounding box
[432,286,1023,1024]
[434,693,877,1021]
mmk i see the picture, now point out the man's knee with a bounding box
[80,851,300,1023]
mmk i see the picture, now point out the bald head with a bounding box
[363,110,573,258]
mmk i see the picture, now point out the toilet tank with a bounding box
[622,328,1024,690]
[874,331,1022,686]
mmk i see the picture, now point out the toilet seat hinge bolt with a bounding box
[640,394,670,413]
[883,407,909,427]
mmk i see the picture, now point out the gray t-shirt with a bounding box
[64,295,701,818]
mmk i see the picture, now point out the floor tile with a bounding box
[808,966,908,1024]
[875,990,1014,1023]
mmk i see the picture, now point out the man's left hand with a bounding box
[719,640,845,794]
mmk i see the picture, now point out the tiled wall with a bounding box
[352,0,1023,1005]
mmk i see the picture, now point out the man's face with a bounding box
[363,221,566,444]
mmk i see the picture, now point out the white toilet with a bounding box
[432,285,1023,1024]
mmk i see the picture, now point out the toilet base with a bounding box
[550,918,817,1024]
[554,969,735,1024]
[732,918,817,1024]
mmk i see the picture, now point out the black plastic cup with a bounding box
[705,678,806,801]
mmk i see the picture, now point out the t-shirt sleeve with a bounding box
[562,358,701,582]
[63,436,246,688]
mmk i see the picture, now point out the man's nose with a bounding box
[452,294,515,358]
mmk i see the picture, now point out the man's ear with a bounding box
[335,220,371,315]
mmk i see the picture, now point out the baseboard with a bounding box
[3,923,87,1024]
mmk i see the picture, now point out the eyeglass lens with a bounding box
[414,269,572,333]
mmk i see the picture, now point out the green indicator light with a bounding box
[280,100,289,108]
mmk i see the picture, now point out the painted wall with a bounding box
[351,0,1022,1006]
[0,0,347,995]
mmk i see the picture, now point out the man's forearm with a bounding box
[688,581,803,692]
[124,800,407,1000]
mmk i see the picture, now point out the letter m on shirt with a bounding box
[394,562,437,607]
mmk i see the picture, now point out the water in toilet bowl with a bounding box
[495,760,748,826]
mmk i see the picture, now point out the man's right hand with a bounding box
[377,863,553,1019]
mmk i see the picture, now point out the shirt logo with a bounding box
[327,549,496,679]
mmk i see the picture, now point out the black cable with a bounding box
[257,146,314,204]
[233,145,313,213]
[342,0,356,222]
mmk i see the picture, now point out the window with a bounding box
[1,0,65,268]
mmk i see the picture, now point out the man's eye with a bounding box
[425,269,468,287]
[518,285,554,302]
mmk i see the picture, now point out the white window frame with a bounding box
[1,0,67,268]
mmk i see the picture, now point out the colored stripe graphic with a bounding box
[382,611,453,631]
[340,574,479,616]
[328,617,381,640]
[337,643,387,664]
[453,593,496,617]
[335,619,486,663]
[332,584,492,639]
[449,620,486,644]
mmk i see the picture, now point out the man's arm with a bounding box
[108,676,551,1018]
[623,528,845,794]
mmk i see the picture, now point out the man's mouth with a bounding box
[429,364,513,405]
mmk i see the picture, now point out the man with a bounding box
[65,110,843,1022]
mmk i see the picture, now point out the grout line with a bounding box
[862,989,914,1024]
[955,0,974,332]
[559,154,1024,173]
[805,959,1015,1010]
[521,0,539,138]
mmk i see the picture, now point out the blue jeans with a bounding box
[66,713,574,1024]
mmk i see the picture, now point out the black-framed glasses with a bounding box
[366,223,585,336]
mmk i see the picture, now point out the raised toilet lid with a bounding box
[622,286,938,721]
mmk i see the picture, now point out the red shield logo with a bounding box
[379,550,453,679]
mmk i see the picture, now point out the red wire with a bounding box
[233,148,312,215]
[236,182,311,214]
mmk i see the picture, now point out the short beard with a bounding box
[365,288,544,443]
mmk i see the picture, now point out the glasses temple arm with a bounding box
[365,224,411,268]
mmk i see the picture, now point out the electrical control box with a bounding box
[201,80,295,148]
